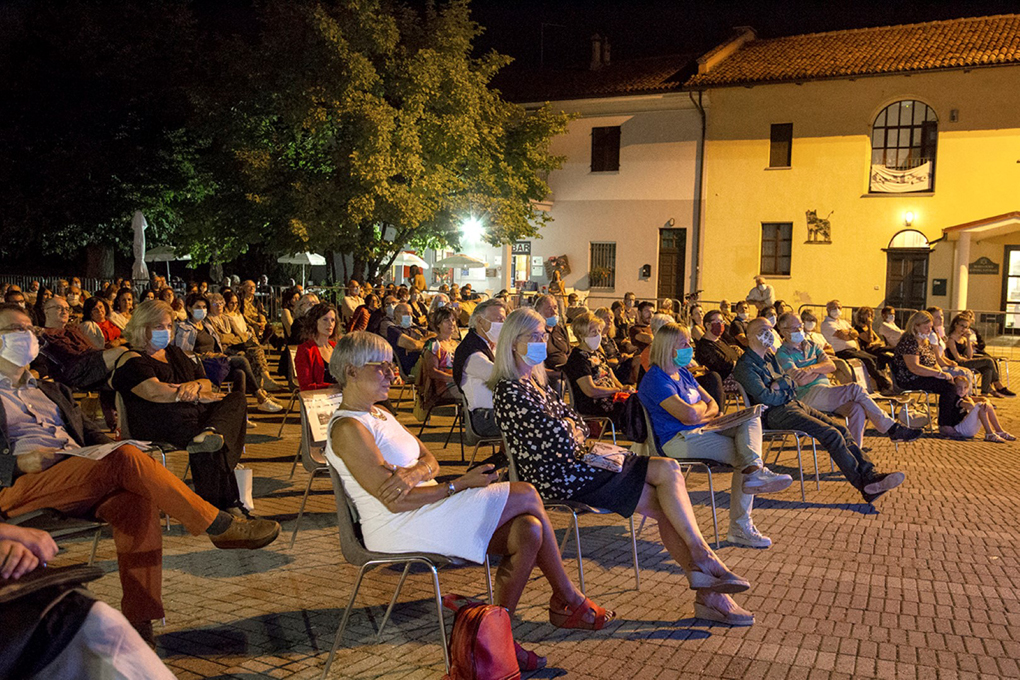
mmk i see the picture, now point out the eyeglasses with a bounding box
[363,361,397,374]
[519,332,548,343]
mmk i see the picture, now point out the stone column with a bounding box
[954,232,971,311]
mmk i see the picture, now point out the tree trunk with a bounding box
[351,257,366,284]
[85,244,115,279]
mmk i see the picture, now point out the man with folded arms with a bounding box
[774,313,922,447]
[733,317,906,504]
[0,303,280,646]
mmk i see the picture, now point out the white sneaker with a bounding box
[246,417,257,429]
[727,521,773,549]
[257,399,283,413]
[741,467,793,495]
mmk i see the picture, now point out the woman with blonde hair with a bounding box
[492,308,756,627]
[562,311,632,429]
[892,310,959,426]
[111,300,250,511]
[326,331,613,670]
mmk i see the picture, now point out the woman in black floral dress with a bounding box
[492,308,756,627]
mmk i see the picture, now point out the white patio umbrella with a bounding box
[131,211,149,281]
[144,244,192,280]
[434,254,488,268]
[277,252,327,284]
[391,251,429,269]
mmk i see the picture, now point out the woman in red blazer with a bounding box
[295,303,340,391]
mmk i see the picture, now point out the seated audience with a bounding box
[733,317,906,503]
[279,287,301,340]
[409,263,427,292]
[214,291,281,392]
[925,306,971,382]
[756,305,782,350]
[892,310,971,424]
[295,303,340,391]
[238,280,274,345]
[387,302,434,377]
[369,294,397,337]
[565,293,587,322]
[493,308,755,626]
[745,275,775,311]
[421,307,462,406]
[939,376,1015,442]
[689,304,706,342]
[36,296,125,390]
[340,280,364,325]
[729,300,751,347]
[112,300,251,513]
[639,322,792,548]
[158,287,187,322]
[534,294,571,387]
[629,301,656,368]
[878,306,904,347]
[30,286,53,327]
[658,298,677,319]
[408,287,429,326]
[594,306,636,384]
[328,331,609,670]
[960,310,989,355]
[453,299,506,438]
[67,286,84,322]
[287,292,321,344]
[79,297,125,350]
[621,291,638,326]
[428,292,451,317]
[719,299,733,323]
[695,310,742,381]
[175,293,282,412]
[0,303,279,646]
[108,288,134,330]
[562,311,633,430]
[774,313,920,446]
[821,300,893,394]
[945,314,1012,396]
[3,287,27,309]
[347,293,380,333]
[852,306,895,371]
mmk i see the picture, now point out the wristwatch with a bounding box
[446,482,456,497]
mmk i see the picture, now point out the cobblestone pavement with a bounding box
[59,385,1020,680]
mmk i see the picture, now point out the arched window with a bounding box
[887,229,930,250]
[870,100,937,193]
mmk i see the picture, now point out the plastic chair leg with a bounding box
[628,515,640,590]
[321,566,369,680]
[289,468,324,549]
[429,565,451,674]
[377,563,411,641]
[88,528,101,566]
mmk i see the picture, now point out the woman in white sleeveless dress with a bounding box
[326,332,614,671]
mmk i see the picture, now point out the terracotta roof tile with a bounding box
[687,14,1020,88]
[493,54,696,104]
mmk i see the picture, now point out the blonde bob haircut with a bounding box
[123,300,174,349]
[570,311,603,346]
[487,307,547,391]
[649,322,689,372]
[904,310,934,337]
[329,331,393,389]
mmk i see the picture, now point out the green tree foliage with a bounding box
[195,0,570,281]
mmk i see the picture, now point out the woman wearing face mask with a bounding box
[562,312,633,431]
[640,322,792,550]
[891,311,960,427]
[852,306,895,371]
[111,300,250,512]
[594,306,636,384]
[493,309,757,627]
[877,306,904,347]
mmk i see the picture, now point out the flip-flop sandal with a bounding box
[515,641,547,671]
[548,595,614,630]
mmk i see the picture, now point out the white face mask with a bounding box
[765,315,776,326]
[883,315,894,323]
[804,320,816,331]
[737,312,749,321]
[485,321,503,343]
[192,308,207,321]
[928,331,940,345]
[757,331,775,349]
[790,331,805,344]
[385,304,396,318]
[757,283,766,292]
[0,330,40,367]
[829,308,841,319]
[584,334,601,351]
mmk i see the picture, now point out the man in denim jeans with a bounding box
[732,318,906,504]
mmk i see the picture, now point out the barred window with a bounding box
[589,242,616,289]
[760,223,792,276]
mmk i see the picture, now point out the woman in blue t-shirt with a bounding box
[638,322,793,550]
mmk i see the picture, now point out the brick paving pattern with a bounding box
[56,384,1020,679]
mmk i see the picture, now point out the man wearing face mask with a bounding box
[453,299,507,437]
[774,313,921,447]
[3,288,27,309]
[820,300,894,395]
[386,302,435,377]
[695,310,743,381]
[733,318,907,504]
[370,294,398,337]
[0,303,281,648]
[729,301,752,348]
[745,276,775,312]
[35,296,126,391]
[534,294,570,390]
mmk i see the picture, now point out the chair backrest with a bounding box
[114,392,131,439]
[733,381,752,409]
[298,387,344,473]
[461,394,483,446]
[640,402,665,456]
[285,346,300,391]
[328,465,373,567]
[501,437,521,483]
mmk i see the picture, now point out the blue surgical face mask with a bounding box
[192,308,207,321]
[400,315,412,328]
[521,342,547,366]
[673,347,694,367]
[790,331,805,344]
[545,315,558,328]
[150,328,171,350]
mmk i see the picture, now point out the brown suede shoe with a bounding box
[130,619,157,650]
[209,517,281,550]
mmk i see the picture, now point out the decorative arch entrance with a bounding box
[884,229,930,313]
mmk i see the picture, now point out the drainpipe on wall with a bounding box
[688,90,706,296]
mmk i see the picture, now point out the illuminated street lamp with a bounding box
[461,216,484,243]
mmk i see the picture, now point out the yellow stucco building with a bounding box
[688,16,1020,333]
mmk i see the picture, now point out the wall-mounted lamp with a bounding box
[663,218,675,228]
[903,211,915,227]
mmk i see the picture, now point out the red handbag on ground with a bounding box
[443,603,520,680]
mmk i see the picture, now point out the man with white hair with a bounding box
[745,276,774,311]
[452,299,506,437]
[820,300,893,394]
[733,317,906,504]
[774,312,921,446]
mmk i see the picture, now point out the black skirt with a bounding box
[570,453,650,518]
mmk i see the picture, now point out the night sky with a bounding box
[468,0,1020,70]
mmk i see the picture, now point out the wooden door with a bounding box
[885,250,928,314]
[657,228,686,301]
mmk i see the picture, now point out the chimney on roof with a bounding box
[590,33,610,70]
[697,26,756,75]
